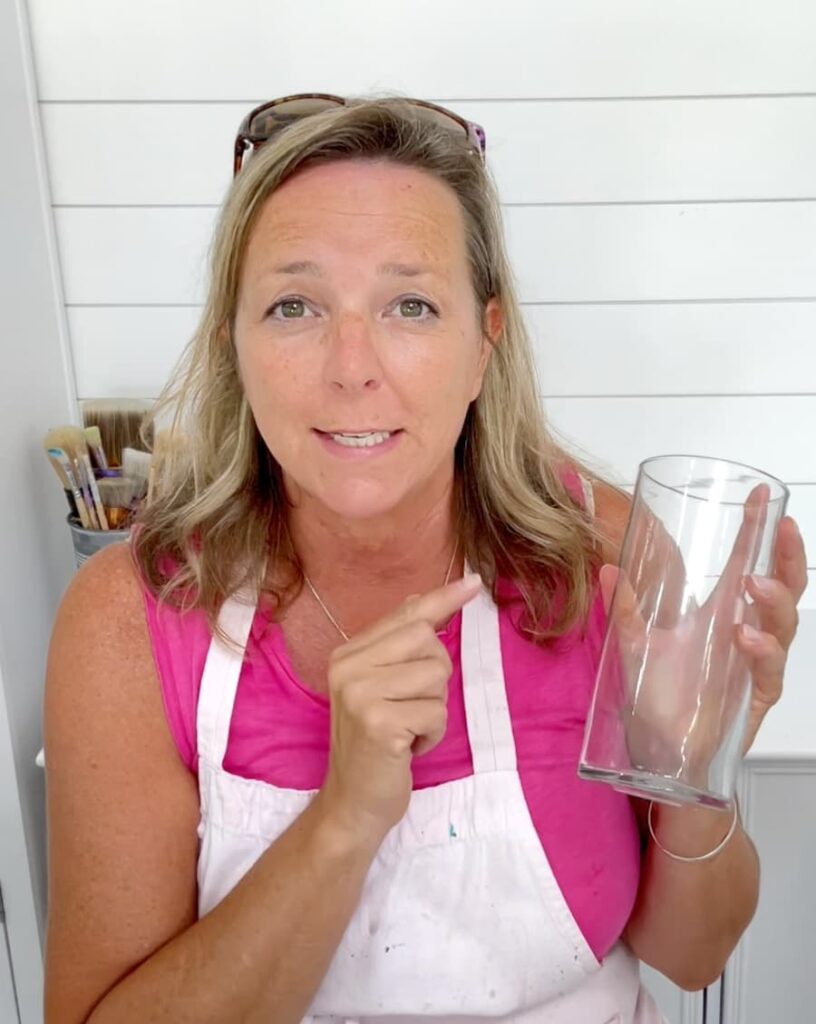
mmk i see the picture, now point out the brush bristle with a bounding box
[83,424,104,451]
[43,425,89,461]
[97,476,139,508]
[81,399,153,467]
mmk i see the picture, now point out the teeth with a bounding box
[329,431,392,447]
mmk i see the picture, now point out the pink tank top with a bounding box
[140,468,641,962]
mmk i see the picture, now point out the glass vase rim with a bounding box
[637,453,790,506]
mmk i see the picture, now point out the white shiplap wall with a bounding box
[27,1,816,587]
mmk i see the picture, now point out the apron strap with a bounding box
[460,559,518,774]
[196,588,257,769]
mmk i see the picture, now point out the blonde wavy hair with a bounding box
[131,95,626,649]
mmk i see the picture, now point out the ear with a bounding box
[216,319,232,346]
[484,296,503,346]
[475,295,503,373]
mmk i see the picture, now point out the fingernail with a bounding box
[750,575,774,597]
[460,572,482,588]
[741,623,763,643]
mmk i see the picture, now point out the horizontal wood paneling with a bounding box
[55,208,214,305]
[53,202,816,306]
[27,0,816,100]
[505,202,816,303]
[67,302,816,399]
[68,306,200,397]
[40,96,816,206]
[544,395,812,487]
[528,302,816,396]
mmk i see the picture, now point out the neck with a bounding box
[283,477,462,607]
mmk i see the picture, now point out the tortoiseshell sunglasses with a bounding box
[233,93,486,176]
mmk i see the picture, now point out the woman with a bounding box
[43,96,807,1023]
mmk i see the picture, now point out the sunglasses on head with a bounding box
[233,93,487,176]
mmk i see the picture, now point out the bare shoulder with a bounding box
[44,541,199,1023]
[50,540,150,656]
[587,476,633,565]
[44,541,167,766]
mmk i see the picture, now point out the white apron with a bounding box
[195,569,667,1023]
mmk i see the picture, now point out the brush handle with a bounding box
[73,486,94,530]
[82,453,109,530]
[73,455,99,529]
[50,452,92,529]
[63,488,79,518]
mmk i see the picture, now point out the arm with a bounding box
[44,543,379,1024]
[624,797,758,991]
[590,479,759,991]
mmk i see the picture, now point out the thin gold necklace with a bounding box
[302,535,460,642]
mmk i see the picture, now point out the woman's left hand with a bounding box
[599,503,808,772]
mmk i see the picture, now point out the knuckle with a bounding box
[386,734,407,758]
[327,660,348,696]
[327,644,348,674]
[327,670,342,700]
[361,703,388,736]
[425,698,448,729]
[437,648,453,675]
[339,677,366,713]
[409,618,436,644]
[431,661,450,693]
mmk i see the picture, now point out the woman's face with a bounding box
[233,158,501,523]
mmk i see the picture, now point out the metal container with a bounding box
[66,513,131,569]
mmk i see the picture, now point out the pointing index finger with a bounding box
[344,573,483,649]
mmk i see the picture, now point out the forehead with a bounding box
[243,159,467,275]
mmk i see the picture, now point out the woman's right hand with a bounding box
[319,572,483,841]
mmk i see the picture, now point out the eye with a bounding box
[266,297,315,320]
[393,296,438,320]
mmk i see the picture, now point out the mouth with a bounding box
[312,427,404,455]
[314,428,403,436]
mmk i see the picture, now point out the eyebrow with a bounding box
[266,260,437,278]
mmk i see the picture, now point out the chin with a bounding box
[284,471,410,520]
[315,486,409,522]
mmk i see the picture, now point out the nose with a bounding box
[322,311,383,393]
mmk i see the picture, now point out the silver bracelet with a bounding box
[647,799,739,863]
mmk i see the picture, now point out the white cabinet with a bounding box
[721,762,816,1023]
[0,890,21,1024]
